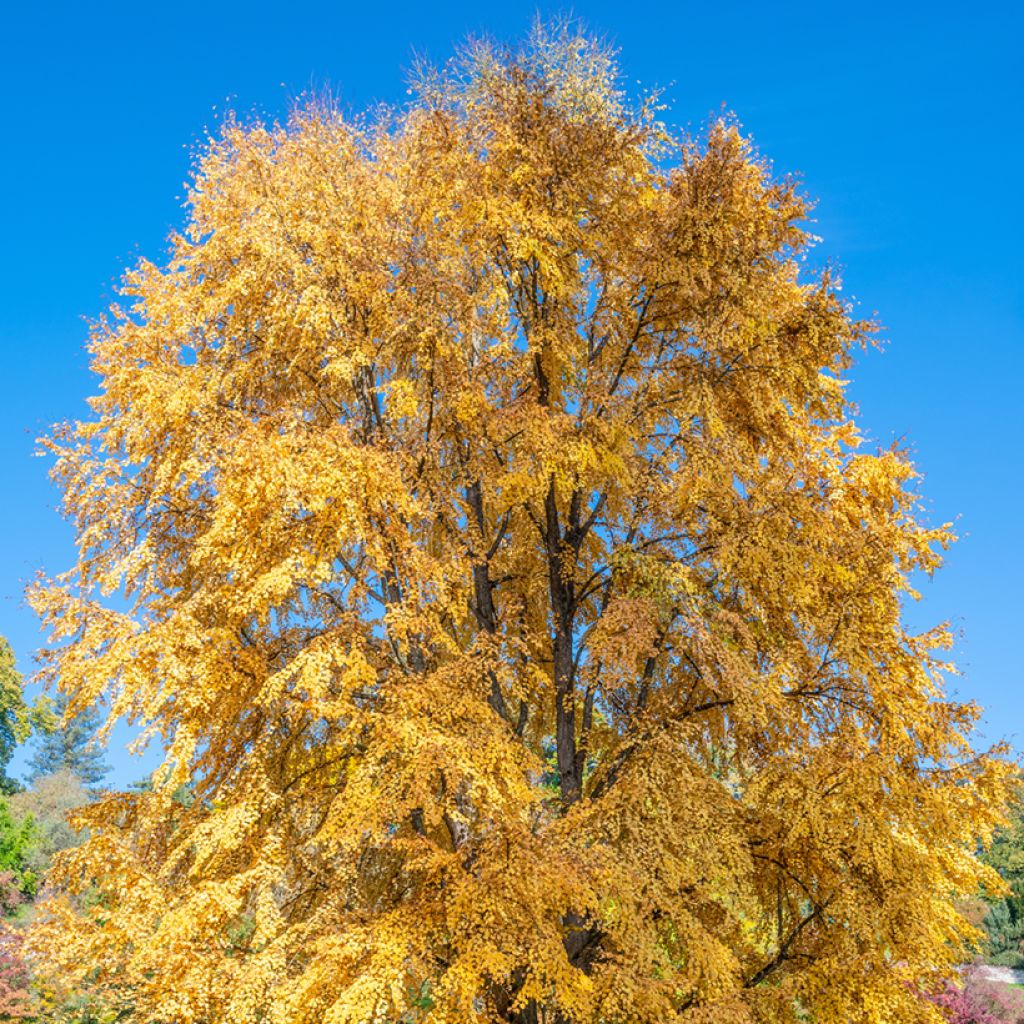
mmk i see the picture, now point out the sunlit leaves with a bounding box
[27,21,1011,1024]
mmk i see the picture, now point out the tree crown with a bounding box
[29,24,1012,1024]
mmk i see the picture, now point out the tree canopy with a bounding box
[29,25,1012,1024]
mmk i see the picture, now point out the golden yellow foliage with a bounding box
[28,24,1012,1024]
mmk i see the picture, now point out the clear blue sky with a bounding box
[1,1,1020,786]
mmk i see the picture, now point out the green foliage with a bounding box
[988,947,1024,968]
[0,638,32,796]
[37,980,135,1024]
[9,769,90,881]
[981,785,1024,965]
[0,799,37,898]
[29,691,109,787]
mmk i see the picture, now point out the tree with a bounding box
[28,692,109,787]
[0,800,37,898]
[28,24,1012,1024]
[978,783,1024,965]
[0,637,32,796]
[9,769,91,882]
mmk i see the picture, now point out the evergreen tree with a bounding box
[28,692,108,787]
[981,785,1024,966]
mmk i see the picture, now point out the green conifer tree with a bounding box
[28,692,108,787]
[981,785,1024,966]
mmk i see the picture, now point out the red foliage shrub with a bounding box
[0,925,32,1020]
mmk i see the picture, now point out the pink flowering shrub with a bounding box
[927,966,1024,1024]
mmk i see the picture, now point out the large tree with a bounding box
[30,26,1011,1024]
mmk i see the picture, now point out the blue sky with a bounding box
[0,1,1020,786]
